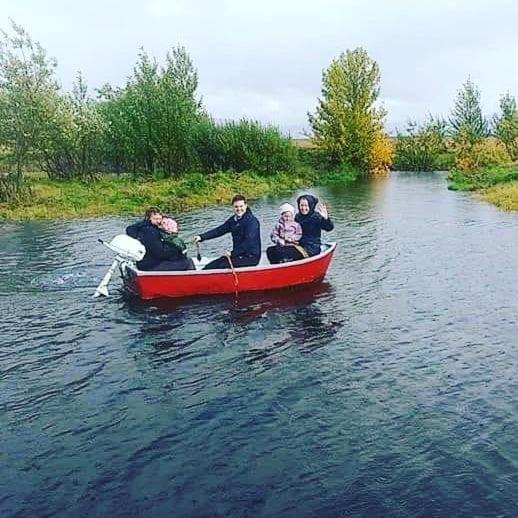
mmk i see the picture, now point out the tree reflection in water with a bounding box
[123,281,343,368]
[227,282,343,368]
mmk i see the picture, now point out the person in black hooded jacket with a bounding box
[126,207,194,271]
[297,194,334,255]
[268,194,333,263]
[194,195,261,270]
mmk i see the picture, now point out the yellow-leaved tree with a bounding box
[308,48,392,173]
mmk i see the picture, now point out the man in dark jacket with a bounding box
[126,207,193,271]
[194,195,261,270]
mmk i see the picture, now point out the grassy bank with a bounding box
[482,182,518,211]
[0,168,358,221]
[448,163,518,210]
[448,164,518,191]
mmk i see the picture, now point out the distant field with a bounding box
[292,138,317,149]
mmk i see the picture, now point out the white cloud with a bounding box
[0,0,516,134]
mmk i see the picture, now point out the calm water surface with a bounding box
[1,172,517,517]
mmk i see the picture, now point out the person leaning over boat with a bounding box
[193,195,261,270]
[272,194,334,263]
[126,207,194,271]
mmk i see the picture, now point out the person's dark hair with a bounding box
[144,206,162,220]
[231,195,247,204]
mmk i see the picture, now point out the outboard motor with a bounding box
[93,234,146,297]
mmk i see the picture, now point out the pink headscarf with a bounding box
[160,217,178,234]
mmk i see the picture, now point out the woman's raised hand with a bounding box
[193,235,201,243]
[316,202,329,219]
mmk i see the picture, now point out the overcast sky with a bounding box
[1,0,517,136]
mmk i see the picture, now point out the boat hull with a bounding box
[121,243,336,300]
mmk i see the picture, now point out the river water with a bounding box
[1,172,517,517]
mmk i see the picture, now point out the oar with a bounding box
[195,241,202,262]
[225,251,239,298]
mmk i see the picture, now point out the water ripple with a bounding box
[1,174,518,516]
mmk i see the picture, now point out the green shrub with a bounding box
[195,118,299,175]
[394,117,449,171]
[448,163,518,191]
[319,165,360,185]
[97,47,203,177]
[452,136,511,172]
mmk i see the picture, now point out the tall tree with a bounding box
[98,46,203,176]
[494,92,518,160]
[308,47,387,171]
[449,78,489,144]
[158,45,203,175]
[39,72,105,179]
[0,21,64,200]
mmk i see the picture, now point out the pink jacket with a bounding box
[271,218,302,245]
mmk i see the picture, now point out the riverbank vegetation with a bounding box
[0,23,297,209]
[308,48,393,175]
[482,179,518,211]
[392,77,518,210]
[1,20,517,218]
[445,81,518,207]
[394,79,516,174]
[0,22,380,220]
[0,167,358,220]
[448,163,518,209]
[393,116,452,171]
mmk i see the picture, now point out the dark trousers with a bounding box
[203,254,260,270]
[149,258,195,271]
[266,245,306,264]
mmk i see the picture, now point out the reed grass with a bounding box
[482,181,518,211]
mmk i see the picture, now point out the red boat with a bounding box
[120,242,337,300]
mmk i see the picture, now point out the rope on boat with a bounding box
[225,252,239,298]
[289,243,309,258]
